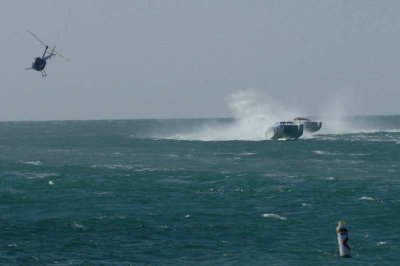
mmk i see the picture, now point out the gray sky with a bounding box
[1,0,400,121]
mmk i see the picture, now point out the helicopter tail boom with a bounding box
[42,45,49,59]
[43,45,56,61]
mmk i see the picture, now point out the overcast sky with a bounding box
[1,0,400,121]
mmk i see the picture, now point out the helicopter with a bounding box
[25,29,69,77]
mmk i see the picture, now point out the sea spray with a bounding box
[317,92,356,134]
[174,89,300,141]
[167,89,392,140]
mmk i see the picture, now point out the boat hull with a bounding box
[266,123,304,140]
[301,121,322,133]
[293,118,322,133]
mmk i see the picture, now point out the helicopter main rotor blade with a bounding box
[27,29,48,47]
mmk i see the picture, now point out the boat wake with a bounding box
[167,89,400,141]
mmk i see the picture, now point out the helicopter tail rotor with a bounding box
[45,46,70,62]
[50,45,56,60]
[54,51,70,62]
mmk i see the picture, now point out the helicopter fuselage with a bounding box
[32,57,46,71]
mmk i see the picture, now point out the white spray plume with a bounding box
[317,91,355,134]
[176,89,300,141]
[169,87,377,141]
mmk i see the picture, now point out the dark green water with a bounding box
[0,117,399,265]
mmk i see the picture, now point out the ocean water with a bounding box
[0,116,399,265]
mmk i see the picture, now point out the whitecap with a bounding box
[359,196,374,201]
[262,213,287,220]
[163,177,191,184]
[236,173,247,177]
[313,150,340,156]
[377,241,387,246]
[239,152,256,156]
[24,161,42,166]
[348,153,371,156]
[13,172,59,179]
[106,164,133,170]
[134,168,156,172]
[71,222,85,230]
[313,150,328,155]
[90,164,133,170]
[94,191,113,196]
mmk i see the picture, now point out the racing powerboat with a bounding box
[265,121,304,140]
[293,117,322,133]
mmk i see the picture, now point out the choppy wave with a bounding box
[8,171,59,179]
[1,116,400,264]
[314,130,400,143]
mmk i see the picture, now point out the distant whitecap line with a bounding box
[90,165,161,172]
[262,213,287,220]
[10,171,59,179]
[353,129,400,134]
[313,150,340,156]
[239,152,256,156]
[90,164,133,170]
[22,161,43,166]
[348,153,371,156]
[133,168,157,172]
